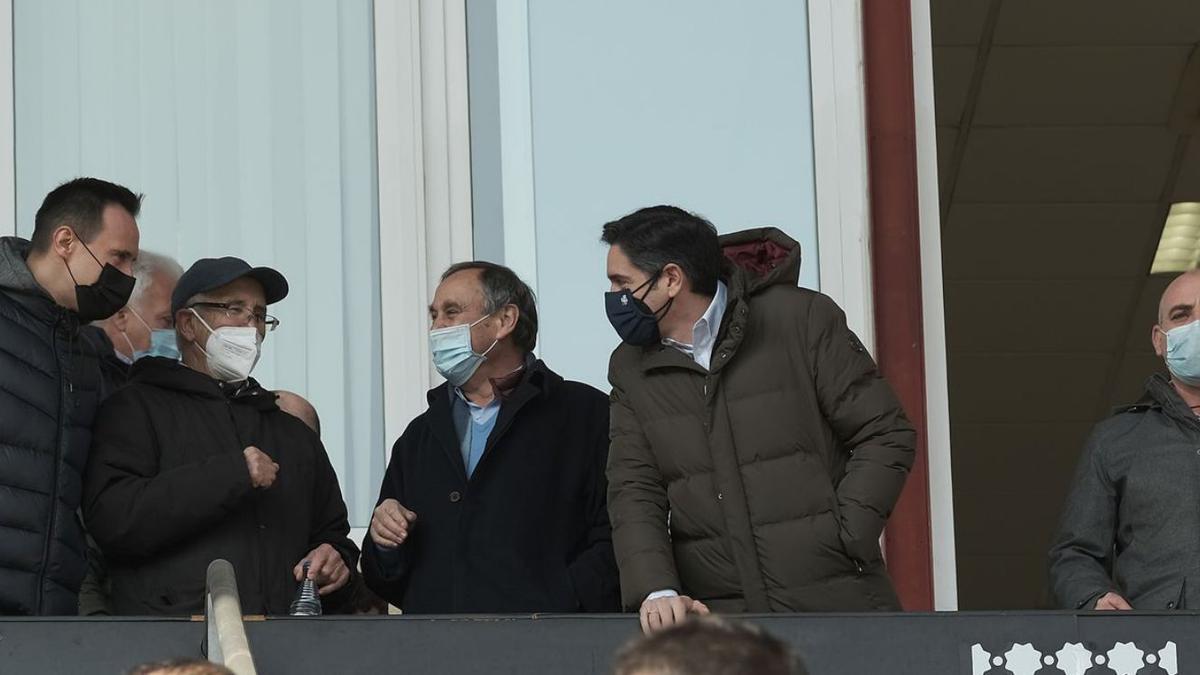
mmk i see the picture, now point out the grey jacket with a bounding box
[1049,374,1200,610]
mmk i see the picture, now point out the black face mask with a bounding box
[63,237,135,322]
[605,271,674,347]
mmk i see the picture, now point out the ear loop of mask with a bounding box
[471,312,501,357]
[635,270,674,320]
[120,307,155,357]
[61,230,106,286]
[187,308,218,359]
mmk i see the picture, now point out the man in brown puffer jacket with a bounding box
[601,205,915,632]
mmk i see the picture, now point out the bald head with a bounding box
[275,391,320,435]
[1152,270,1200,358]
[1158,270,1200,324]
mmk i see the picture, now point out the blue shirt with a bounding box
[451,389,502,477]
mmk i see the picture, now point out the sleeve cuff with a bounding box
[645,589,679,602]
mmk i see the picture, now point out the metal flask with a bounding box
[289,560,323,616]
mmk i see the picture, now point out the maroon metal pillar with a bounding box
[862,0,935,610]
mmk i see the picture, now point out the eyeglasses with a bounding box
[188,302,280,332]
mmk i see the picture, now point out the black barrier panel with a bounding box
[244,613,1199,674]
[2,612,1198,675]
[0,616,202,674]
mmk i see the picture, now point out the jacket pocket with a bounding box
[1171,577,1187,610]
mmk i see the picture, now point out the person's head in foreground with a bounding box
[613,617,809,675]
[127,659,233,675]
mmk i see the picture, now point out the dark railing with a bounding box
[1,562,1195,675]
[2,611,1196,674]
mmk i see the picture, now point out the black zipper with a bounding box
[36,312,67,614]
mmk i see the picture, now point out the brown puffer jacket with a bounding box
[606,227,915,612]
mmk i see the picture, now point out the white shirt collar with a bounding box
[662,280,728,370]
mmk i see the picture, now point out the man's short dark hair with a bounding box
[31,177,143,252]
[600,205,722,296]
[441,261,539,353]
[613,617,808,675]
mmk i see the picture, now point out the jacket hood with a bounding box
[718,227,801,296]
[129,356,277,409]
[0,237,62,322]
[0,237,41,293]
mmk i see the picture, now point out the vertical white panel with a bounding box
[911,0,959,611]
[494,0,538,296]
[374,0,433,452]
[0,0,13,234]
[375,0,473,449]
[338,0,386,522]
[299,0,349,503]
[808,0,875,349]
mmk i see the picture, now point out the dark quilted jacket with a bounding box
[0,236,103,615]
[606,227,915,612]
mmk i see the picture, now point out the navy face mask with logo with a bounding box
[604,270,674,347]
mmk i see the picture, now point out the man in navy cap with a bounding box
[82,257,359,615]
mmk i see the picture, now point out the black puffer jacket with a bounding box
[0,237,103,615]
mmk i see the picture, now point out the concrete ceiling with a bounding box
[932,0,1200,609]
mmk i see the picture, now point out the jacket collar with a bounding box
[633,227,799,376]
[1139,373,1200,424]
[0,236,72,325]
[129,356,276,409]
[425,358,559,481]
[639,273,751,377]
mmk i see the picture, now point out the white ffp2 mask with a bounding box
[190,309,262,382]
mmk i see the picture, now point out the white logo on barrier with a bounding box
[970,641,1177,675]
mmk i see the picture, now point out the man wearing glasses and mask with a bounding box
[0,177,141,616]
[83,257,359,616]
[362,261,619,613]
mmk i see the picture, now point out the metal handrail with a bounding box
[205,559,258,675]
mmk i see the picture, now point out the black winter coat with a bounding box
[79,326,131,400]
[0,237,104,616]
[82,357,359,615]
[361,360,620,613]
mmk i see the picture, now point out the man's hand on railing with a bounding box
[293,543,350,596]
[1094,592,1133,611]
[639,594,710,634]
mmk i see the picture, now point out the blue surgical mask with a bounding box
[429,314,498,387]
[1163,320,1200,386]
[137,329,181,362]
[130,308,182,362]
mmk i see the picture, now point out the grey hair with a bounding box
[441,261,538,353]
[128,250,183,309]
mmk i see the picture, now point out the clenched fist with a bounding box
[370,498,417,548]
[243,446,278,489]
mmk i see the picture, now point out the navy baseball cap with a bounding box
[171,257,289,315]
